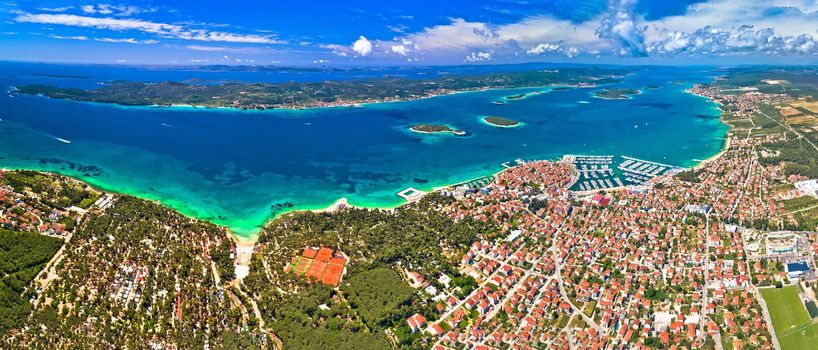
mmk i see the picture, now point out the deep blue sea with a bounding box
[0,62,727,240]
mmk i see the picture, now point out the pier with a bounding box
[565,155,623,192]
[617,156,680,185]
[396,187,426,203]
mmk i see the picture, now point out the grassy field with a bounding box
[760,286,818,350]
[783,196,818,212]
[779,323,818,350]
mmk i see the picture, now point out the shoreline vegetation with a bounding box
[593,88,641,99]
[409,124,466,136]
[12,68,624,110]
[481,116,521,127]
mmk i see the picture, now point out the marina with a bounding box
[564,155,622,191]
[565,155,684,191]
[618,156,682,185]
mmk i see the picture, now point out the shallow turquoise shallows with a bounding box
[0,63,728,241]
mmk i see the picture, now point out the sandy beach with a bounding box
[312,197,352,213]
[693,134,731,170]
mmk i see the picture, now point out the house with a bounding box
[591,194,611,206]
[407,313,427,333]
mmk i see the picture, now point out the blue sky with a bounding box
[3,0,818,65]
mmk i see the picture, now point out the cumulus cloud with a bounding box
[527,43,561,55]
[365,16,603,61]
[324,36,379,58]
[390,39,417,56]
[15,13,282,44]
[391,44,409,56]
[648,25,818,56]
[352,36,373,56]
[526,42,581,57]
[465,51,492,62]
[595,0,646,56]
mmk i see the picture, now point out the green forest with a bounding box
[0,229,62,334]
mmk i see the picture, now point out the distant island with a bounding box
[409,124,466,135]
[593,88,641,99]
[482,116,521,127]
[504,93,529,100]
[13,68,626,110]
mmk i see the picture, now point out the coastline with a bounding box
[693,133,731,170]
[13,82,597,114]
[1,79,731,245]
[686,86,733,171]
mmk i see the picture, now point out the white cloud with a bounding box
[369,16,605,61]
[596,0,646,56]
[15,12,282,44]
[49,35,89,40]
[323,36,377,58]
[465,51,492,62]
[95,37,158,44]
[391,45,408,56]
[640,0,818,57]
[185,45,273,54]
[37,6,72,12]
[352,36,372,56]
[648,25,818,56]
[49,34,156,44]
[390,39,417,56]
[527,43,561,55]
[349,0,818,61]
[79,4,153,16]
[526,42,582,57]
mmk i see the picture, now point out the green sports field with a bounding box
[760,286,818,350]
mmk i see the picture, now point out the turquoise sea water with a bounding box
[0,64,728,241]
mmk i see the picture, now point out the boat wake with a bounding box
[160,123,175,128]
[43,133,72,144]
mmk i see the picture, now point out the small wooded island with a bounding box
[482,116,521,127]
[504,93,529,100]
[593,88,641,99]
[409,124,466,135]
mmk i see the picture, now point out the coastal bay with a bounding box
[0,64,728,241]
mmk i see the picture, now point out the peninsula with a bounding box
[13,68,625,110]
